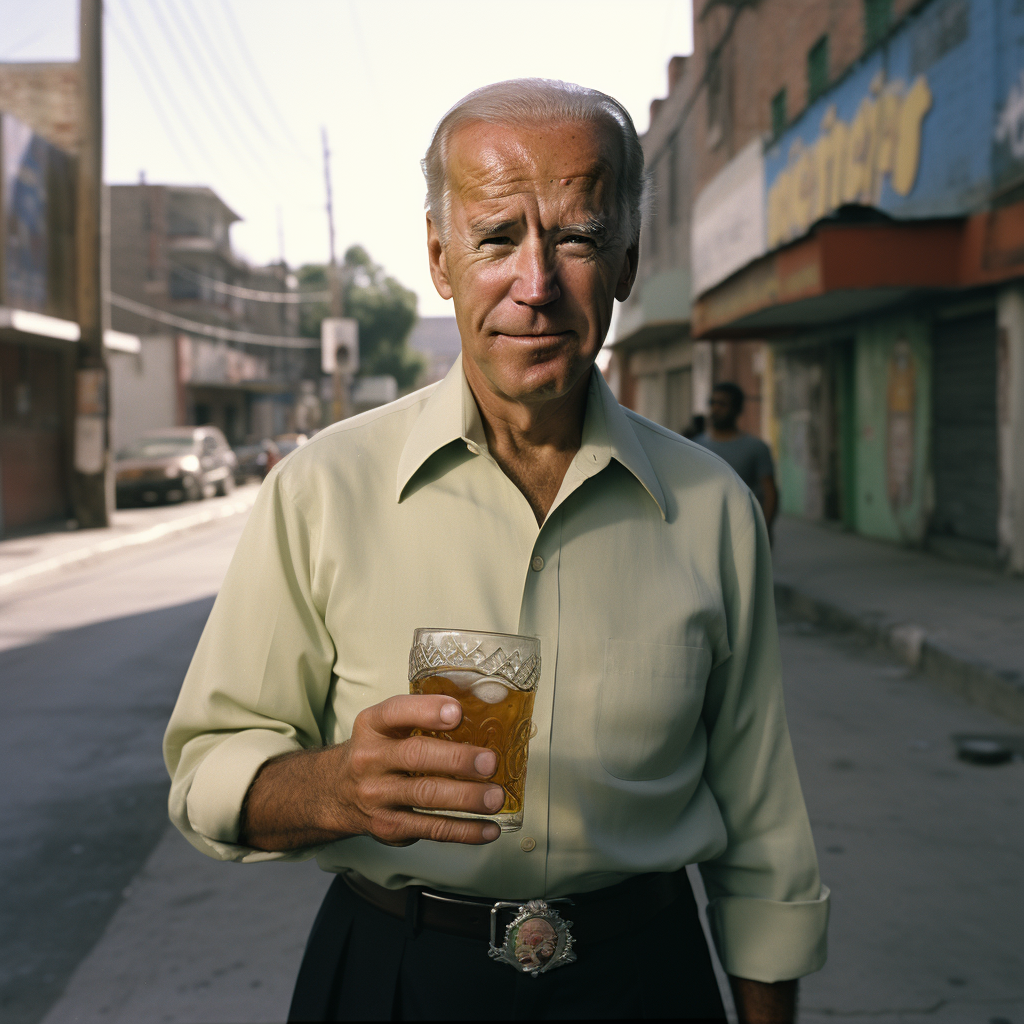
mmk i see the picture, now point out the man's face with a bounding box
[427,119,639,407]
[709,391,739,431]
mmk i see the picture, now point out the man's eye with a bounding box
[561,235,594,246]
[481,236,513,247]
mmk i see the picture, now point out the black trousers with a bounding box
[288,873,727,1022]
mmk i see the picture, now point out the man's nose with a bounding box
[510,238,560,306]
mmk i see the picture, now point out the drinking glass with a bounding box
[408,628,541,832]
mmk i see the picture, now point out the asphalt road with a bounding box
[1,512,1021,1024]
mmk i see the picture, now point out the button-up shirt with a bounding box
[164,357,829,983]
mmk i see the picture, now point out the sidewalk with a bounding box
[773,517,1024,726]
[0,483,260,592]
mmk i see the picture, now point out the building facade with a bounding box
[688,0,1024,572]
[0,102,83,535]
[108,183,318,450]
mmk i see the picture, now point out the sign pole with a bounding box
[321,126,349,424]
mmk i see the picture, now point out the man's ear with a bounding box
[426,214,453,300]
[614,239,640,302]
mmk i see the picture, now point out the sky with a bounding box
[1,0,693,318]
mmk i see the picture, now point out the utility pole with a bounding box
[72,0,110,527]
[321,126,348,423]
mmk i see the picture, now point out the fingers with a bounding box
[389,732,497,779]
[372,808,501,846]
[359,694,464,737]
[398,773,506,817]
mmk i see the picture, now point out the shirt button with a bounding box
[466,442,480,454]
[520,837,537,852]
[531,555,544,572]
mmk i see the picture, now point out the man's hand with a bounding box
[729,977,797,1024]
[238,694,505,851]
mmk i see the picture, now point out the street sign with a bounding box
[321,317,359,374]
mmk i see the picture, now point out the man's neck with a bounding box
[708,424,741,442]
[463,361,591,525]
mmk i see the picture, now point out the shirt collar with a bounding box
[396,353,666,519]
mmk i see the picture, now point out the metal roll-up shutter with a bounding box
[930,312,999,547]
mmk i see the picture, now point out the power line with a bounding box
[215,0,311,159]
[168,263,330,303]
[108,293,319,348]
[114,0,228,178]
[179,0,299,168]
[107,13,203,177]
[146,0,284,195]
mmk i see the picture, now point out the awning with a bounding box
[691,202,1024,339]
[0,306,141,353]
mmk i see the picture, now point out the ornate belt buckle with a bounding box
[488,899,576,976]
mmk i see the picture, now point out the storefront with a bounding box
[688,0,1024,569]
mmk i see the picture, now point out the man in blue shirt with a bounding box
[695,382,778,529]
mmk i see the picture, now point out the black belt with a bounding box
[342,865,691,945]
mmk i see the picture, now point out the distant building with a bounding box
[108,182,319,448]
[408,316,462,387]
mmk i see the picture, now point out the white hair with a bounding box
[422,78,647,246]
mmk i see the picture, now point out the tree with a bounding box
[298,246,423,390]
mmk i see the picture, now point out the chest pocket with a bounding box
[597,640,712,781]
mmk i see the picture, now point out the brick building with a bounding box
[0,63,87,535]
[686,0,1024,571]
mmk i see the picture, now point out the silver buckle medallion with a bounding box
[488,899,576,976]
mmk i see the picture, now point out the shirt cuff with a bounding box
[705,885,830,983]
[186,728,302,846]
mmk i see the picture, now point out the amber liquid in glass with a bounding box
[411,669,536,816]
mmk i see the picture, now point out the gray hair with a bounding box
[422,78,647,246]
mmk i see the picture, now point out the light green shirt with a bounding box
[164,357,829,983]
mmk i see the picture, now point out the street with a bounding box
[0,509,1021,1024]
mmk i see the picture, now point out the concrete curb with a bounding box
[0,491,257,592]
[774,580,1024,727]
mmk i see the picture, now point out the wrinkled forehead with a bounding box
[445,118,622,219]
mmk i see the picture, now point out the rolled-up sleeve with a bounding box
[163,466,335,862]
[698,490,829,982]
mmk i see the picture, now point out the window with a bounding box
[865,0,892,49]
[807,35,829,103]
[169,269,200,300]
[771,88,787,140]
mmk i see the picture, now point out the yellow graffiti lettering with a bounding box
[767,74,934,248]
[892,76,932,195]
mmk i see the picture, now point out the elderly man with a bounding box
[165,79,828,1022]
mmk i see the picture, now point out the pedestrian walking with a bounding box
[694,383,779,531]
[164,79,827,1022]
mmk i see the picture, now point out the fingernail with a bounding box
[482,823,500,841]
[440,703,461,724]
[484,787,504,811]
[475,750,497,775]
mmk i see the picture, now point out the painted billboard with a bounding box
[2,113,49,310]
[1,112,76,317]
[764,0,1023,250]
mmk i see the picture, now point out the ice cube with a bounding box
[470,677,511,704]
[439,670,485,690]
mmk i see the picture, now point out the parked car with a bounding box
[115,426,237,506]
[232,441,267,484]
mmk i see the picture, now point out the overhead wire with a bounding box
[108,293,320,348]
[179,0,302,171]
[168,263,330,303]
[113,0,228,178]
[215,0,312,159]
[145,0,285,195]
[106,13,202,177]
